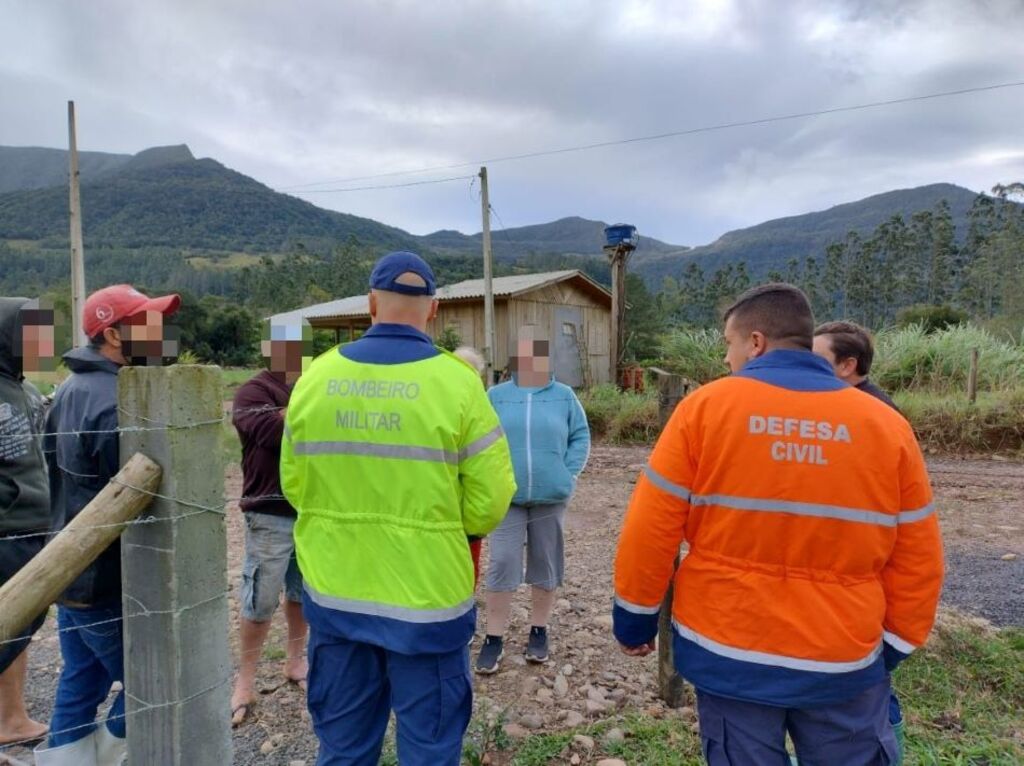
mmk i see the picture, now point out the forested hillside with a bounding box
[0,145,132,193]
[2,143,1021,365]
[634,183,982,286]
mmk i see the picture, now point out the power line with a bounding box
[291,174,476,194]
[278,79,1024,192]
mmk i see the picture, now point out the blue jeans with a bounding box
[50,604,125,746]
[307,629,472,766]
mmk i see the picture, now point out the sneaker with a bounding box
[525,626,549,663]
[475,635,504,674]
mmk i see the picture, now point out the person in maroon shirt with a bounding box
[230,321,310,727]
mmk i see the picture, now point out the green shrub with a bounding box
[659,328,728,383]
[896,304,969,333]
[578,385,659,444]
[874,324,1024,393]
[436,325,462,352]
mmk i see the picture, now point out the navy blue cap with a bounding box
[369,251,437,297]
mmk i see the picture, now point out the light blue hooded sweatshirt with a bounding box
[487,377,591,507]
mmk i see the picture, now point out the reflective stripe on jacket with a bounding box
[281,324,516,654]
[613,350,944,707]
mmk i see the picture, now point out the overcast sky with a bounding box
[2,0,1023,246]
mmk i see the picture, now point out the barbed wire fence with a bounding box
[0,365,573,763]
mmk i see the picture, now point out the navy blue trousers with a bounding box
[307,629,472,766]
[697,680,900,765]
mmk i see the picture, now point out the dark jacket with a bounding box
[233,370,295,517]
[45,346,122,605]
[856,378,901,414]
[0,298,50,536]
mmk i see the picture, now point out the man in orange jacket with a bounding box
[613,284,943,765]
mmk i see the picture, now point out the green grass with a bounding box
[895,616,1024,764]
[493,615,1024,765]
[578,385,660,443]
[222,367,259,393]
[895,389,1024,453]
[874,324,1024,394]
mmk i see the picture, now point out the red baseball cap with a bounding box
[83,284,181,338]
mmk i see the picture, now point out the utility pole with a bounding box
[603,225,637,386]
[68,101,88,347]
[479,166,496,387]
[608,247,627,384]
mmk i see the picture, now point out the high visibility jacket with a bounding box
[281,323,516,654]
[613,350,943,707]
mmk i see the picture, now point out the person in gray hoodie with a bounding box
[0,297,54,747]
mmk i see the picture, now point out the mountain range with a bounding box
[0,143,998,290]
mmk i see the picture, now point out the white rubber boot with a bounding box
[94,725,127,766]
[33,731,98,766]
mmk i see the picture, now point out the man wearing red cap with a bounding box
[36,285,179,766]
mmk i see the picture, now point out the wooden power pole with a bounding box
[68,101,88,347]
[479,166,496,387]
[608,248,627,384]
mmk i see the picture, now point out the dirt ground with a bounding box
[4,447,1021,765]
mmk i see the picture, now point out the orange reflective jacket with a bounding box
[613,350,943,706]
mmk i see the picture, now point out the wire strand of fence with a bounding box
[0,675,233,751]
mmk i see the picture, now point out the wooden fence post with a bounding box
[0,454,161,642]
[649,368,689,708]
[118,366,231,765]
[968,348,979,404]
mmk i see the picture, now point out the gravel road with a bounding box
[4,448,1020,765]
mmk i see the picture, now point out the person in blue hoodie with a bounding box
[475,326,590,674]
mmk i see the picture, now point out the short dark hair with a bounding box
[815,321,874,376]
[88,322,121,350]
[723,283,814,350]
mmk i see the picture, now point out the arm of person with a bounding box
[232,380,285,448]
[613,398,694,653]
[88,403,120,483]
[459,387,517,538]
[564,389,591,480]
[279,387,303,511]
[880,430,945,670]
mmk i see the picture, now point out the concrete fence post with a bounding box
[649,368,690,708]
[118,365,231,765]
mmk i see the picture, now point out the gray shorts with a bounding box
[485,503,567,592]
[240,512,303,623]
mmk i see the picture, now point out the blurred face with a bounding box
[17,303,59,380]
[512,328,550,386]
[261,321,312,385]
[723,315,767,374]
[120,310,180,366]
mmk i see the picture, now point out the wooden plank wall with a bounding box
[323,280,611,386]
[507,282,611,385]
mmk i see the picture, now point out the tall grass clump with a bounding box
[874,324,1024,393]
[659,328,728,383]
[578,384,659,444]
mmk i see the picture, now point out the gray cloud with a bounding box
[1,0,1022,245]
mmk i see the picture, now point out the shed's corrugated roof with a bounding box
[270,269,608,324]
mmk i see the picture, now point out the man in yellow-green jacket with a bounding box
[281,251,516,766]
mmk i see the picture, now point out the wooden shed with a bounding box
[271,270,612,386]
